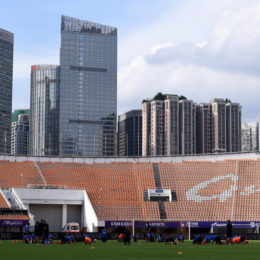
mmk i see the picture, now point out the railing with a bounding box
[26,184,85,191]
[0,209,28,215]
[27,184,67,190]
[11,188,26,210]
[0,151,260,161]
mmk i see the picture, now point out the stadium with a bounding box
[1,152,260,242]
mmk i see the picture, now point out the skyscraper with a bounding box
[226,102,241,152]
[29,65,60,156]
[0,28,14,154]
[142,98,165,156]
[142,93,196,156]
[179,99,196,155]
[241,123,258,152]
[118,110,142,156]
[59,16,117,157]
[11,113,29,155]
[196,103,212,154]
[210,98,227,153]
[165,95,179,155]
[142,102,151,156]
[196,99,241,154]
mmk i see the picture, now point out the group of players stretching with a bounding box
[23,220,251,245]
[193,220,250,245]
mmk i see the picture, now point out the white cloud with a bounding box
[150,42,172,55]
[118,1,260,121]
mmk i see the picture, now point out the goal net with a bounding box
[132,219,191,241]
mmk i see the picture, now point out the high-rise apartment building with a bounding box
[118,110,142,156]
[59,16,117,157]
[226,102,241,152]
[179,99,196,155]
[11,113,29,155]
[196,103,212,154]
[210,99,241,153]
[143,94,241,156]
[0,28,14,154]
[241,123,258,152]
[165,95,179,155]
[142,94,196,156]
[211,98,227,153]
[196,99,241,154]
[150,100,165,156]
[29,65,60,156]
[142,102,151,156]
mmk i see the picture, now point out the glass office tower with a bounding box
[29,65,60,156]
[0,28,14,154]
[59,16,117,156]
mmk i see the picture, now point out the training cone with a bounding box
[177,252,183,255]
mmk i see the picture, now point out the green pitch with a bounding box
[0,240,260,260]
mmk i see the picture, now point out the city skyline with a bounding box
[1,0,260,123]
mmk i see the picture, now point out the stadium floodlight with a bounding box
[132,219,191,240]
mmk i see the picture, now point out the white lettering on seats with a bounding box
[186,174,238,203]
[240,185,260,196]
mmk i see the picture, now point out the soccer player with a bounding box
[209,235,217,242]
[178,234,184,242]
[226,220,233,245]
[204,235,210,243]
[124,227,131,245]
[232,235,249,244]
[101,227,108,242]
[24,223,30,235]
[157,234,163,242]
[146,233,155,242]
[43,220,49,240]
[193,234,203,245]
[64,235,76,244]
[84,234,92,245]
[232,235,241,244]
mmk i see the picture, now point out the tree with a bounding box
[179,95,187,100]
[153,92,167,101]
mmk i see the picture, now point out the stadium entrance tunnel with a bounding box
[12,188,100,233]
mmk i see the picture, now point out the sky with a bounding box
[1,0,260,123]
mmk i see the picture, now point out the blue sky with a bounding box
[1,0,260,122]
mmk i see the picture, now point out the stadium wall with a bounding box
[0,152,260,164]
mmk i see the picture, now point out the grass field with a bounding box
[0,240,260,260]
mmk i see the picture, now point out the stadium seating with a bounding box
[37,162,159,220]
[159,160,237,221]
[0,191,10,209]
[0,161,43,188]
[0,214,29,220]
[1,158,260,222]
